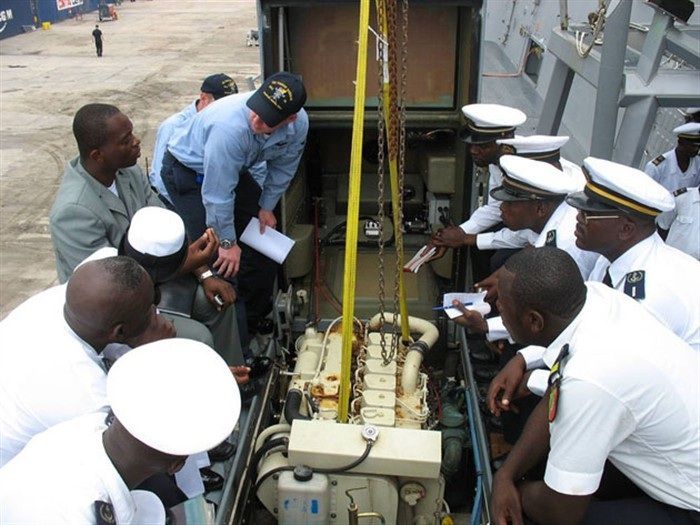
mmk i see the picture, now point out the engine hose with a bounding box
[250,437,289,479]
[284,388,310,423]
[254,466,295,495]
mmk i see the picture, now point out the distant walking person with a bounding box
[92,25,103,57]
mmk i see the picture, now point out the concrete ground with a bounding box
[0,0,260,317]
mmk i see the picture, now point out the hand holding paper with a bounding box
[440,292,491,319]
[239,218,295,264]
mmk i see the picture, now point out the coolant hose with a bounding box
[284,388,310,422]
[369,313,439,395]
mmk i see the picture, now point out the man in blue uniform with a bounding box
[162,72,308,336]
[149,73,238,207]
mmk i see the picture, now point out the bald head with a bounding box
[65,257,154,350]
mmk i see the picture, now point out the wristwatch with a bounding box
[197,270,214,283]
[221,239,234,249]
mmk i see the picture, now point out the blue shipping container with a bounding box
[0,1,36,40]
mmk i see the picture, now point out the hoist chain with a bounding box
[376,0,409,365]
[376,0,389,365]
[393,0,409,352]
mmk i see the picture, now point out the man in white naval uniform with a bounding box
[488,247,699,525]
[448,155,598,341]
[0,257,173,467]
[428,135,590,282]
[428,104,526,255]
[0,339,241,525]
[485,157,700,416]
[644,122,700,193]
[657,186,699,260]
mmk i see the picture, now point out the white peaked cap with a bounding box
[497,135,569,154]
[461,103,527,128]
[673,122,700,140]
[580,157,675,216]
[128,207,186,257]
[499,155,579,195]
[107,339,241,456]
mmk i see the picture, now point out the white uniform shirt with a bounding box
[476,201,598,279]
[657,186,700,261]
[480,203,599,342]
[0,285,109,466]
[644,149,700,193]
[524,233,700,396]
[542,283,699,510]
[588,232,700,351]
[459,164,504,234]
[0,412,165,524]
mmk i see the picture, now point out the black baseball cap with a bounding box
[200,73,238,100]
[246,72,306,127]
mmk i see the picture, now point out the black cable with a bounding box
[314,442,373,474]
[253,441,374,494]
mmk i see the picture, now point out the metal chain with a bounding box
[382,0,400,365]
[375,0,389,365]
[393,0,409,355]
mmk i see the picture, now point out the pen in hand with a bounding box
[433,301,473,311]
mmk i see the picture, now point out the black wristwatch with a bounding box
[221,239,234,249]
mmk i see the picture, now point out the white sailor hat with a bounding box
[119,207,188,284]
[459,104,526,144]
[497,135,569,163]
[566,157,674,218]
[490,155,578,202]
[682,107,700,116]
[673,122,700,143]
[107,339,241,456]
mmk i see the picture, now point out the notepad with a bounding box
[440,292,491,319]
[239,218,295,264]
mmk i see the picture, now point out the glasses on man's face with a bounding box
[580,211,621,225]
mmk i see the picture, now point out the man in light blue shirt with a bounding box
[149,73,237,205]
[162,72,308,336]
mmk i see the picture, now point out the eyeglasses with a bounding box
[580,211,621,225]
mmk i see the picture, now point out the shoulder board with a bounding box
[673,187,688,196]
[95,501,116,525]
[623,270,645,300]
[651,155,665,166]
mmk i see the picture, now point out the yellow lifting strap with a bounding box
[338,0,371,423]
[376,0,410,343]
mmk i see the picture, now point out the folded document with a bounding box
[404,245,436,273]
[239,218,295,264]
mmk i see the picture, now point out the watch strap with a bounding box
[197,269,214,283]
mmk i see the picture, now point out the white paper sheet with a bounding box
[239,218,295,264]
[174,454,206,498]
[441,291,492,319]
